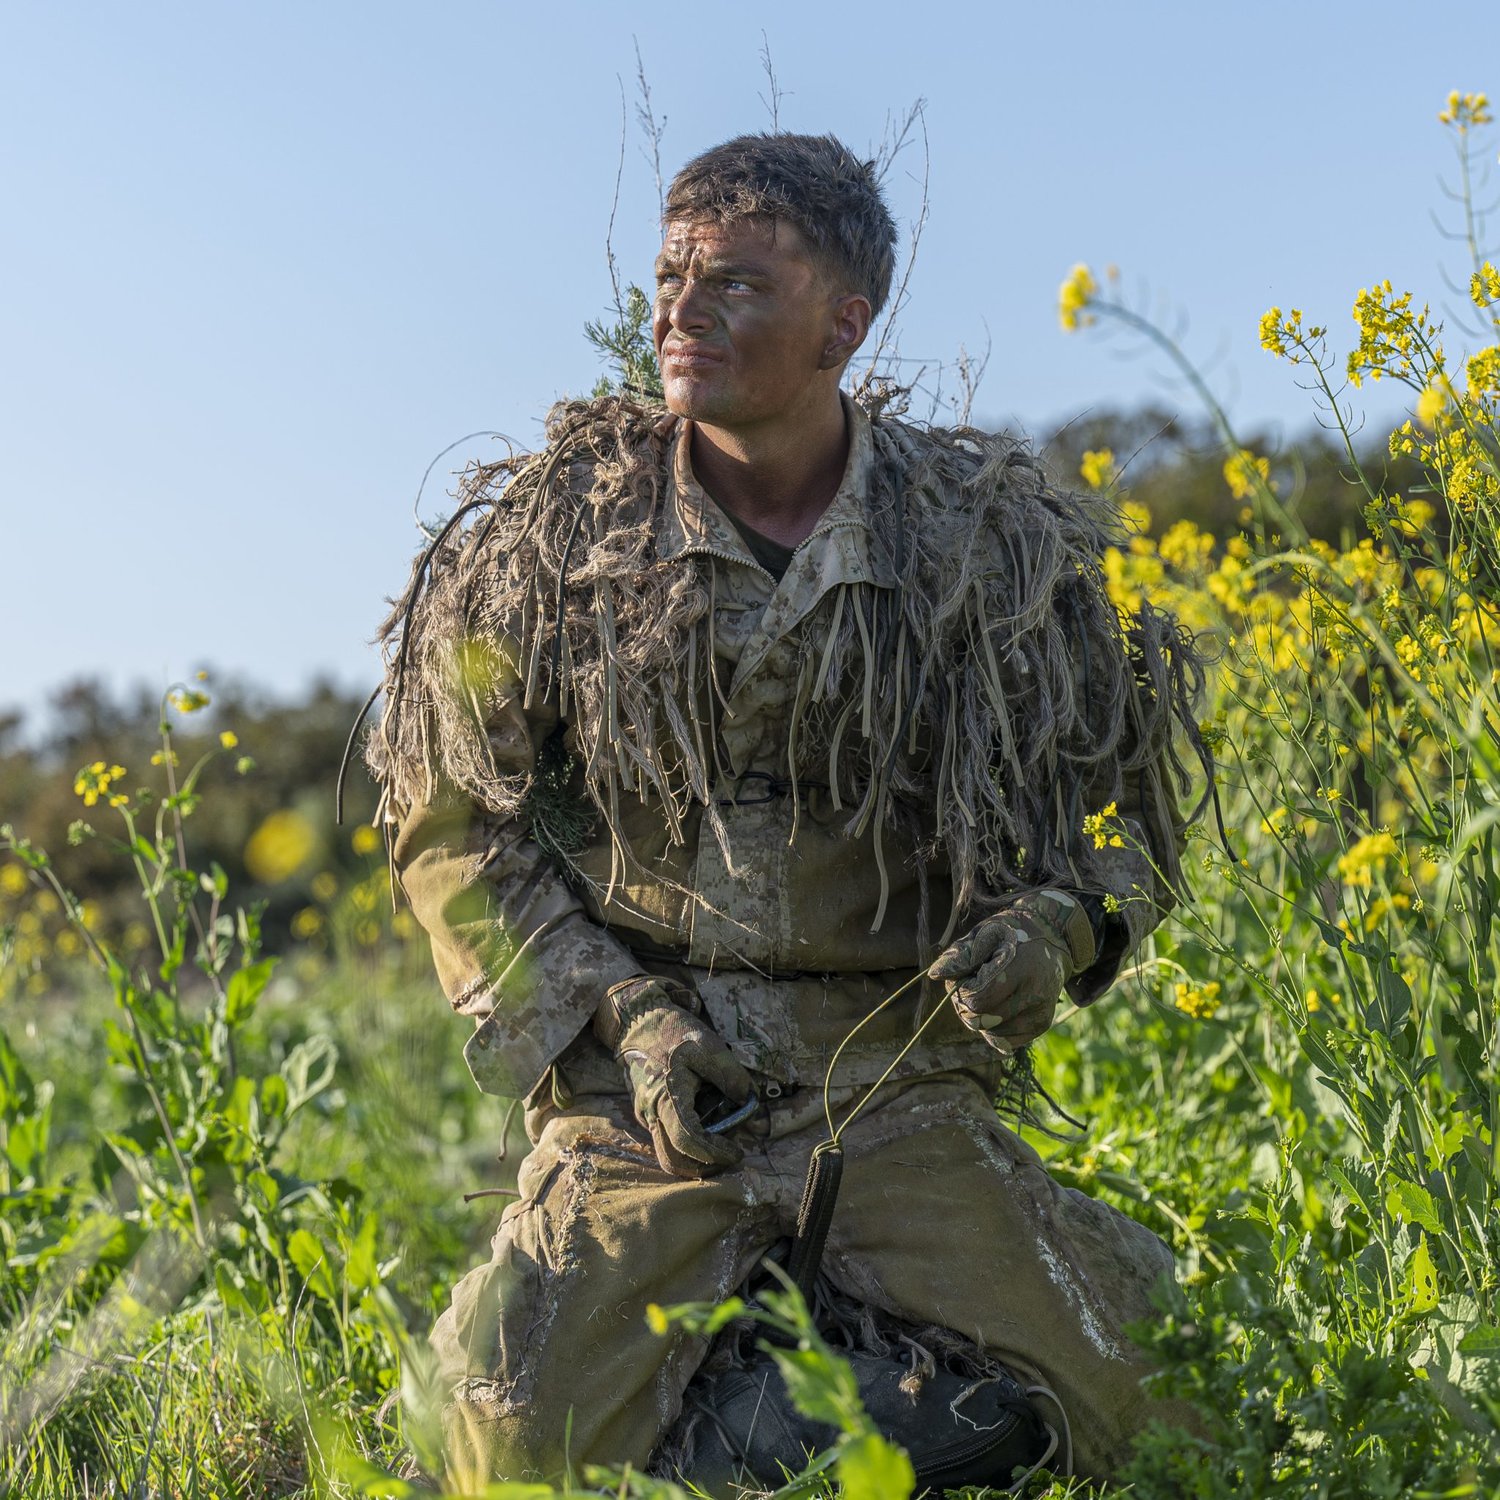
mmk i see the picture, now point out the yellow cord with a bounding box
[820,969,952,1144]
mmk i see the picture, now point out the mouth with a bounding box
[661,343,726,371]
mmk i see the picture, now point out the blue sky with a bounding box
[2,1,1492,722]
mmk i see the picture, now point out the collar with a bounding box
[657,395,896,588]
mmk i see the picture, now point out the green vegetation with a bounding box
[3,88,1500,1500]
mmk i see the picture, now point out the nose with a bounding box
[666,276,714,336]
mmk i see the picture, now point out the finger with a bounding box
[951,944,1022,1025]
[675,1036,754,1104]
[985,995,1058,1050]
[929,918,1015,981]
[654,1078,743,1177]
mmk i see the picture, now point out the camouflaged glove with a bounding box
[595,976,754,1179]
[928,890,1097,1053]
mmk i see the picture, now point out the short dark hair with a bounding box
[664,133,897,316]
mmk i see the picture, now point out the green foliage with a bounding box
[5,83,1500,1500]
[585,285,663,401]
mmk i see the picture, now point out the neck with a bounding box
[688,392,849,548]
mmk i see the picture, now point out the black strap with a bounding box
[787,1141,844,1304]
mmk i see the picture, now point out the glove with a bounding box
[928,890,1097,1053]
[595,976,754,1179]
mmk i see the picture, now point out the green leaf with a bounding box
[1457,1325,1500,1357]
[225,957,277,1025]
[1405,1233,1440,1315]
[1385,1180,1443,1234]
[260,1074,288,1121]
[766,1345,860,1429]
[334,1456,419,1497]
[1328,1158,1379,1223]
[0,1027,36,1115]
[287,1227,338,1301]
[346,1211,380,1294]
[836,1431,916,1500]
[1364,964,1412,1037]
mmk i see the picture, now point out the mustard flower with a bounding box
[1471,263,1500,308]
[1058,263,1098,332]
[351,824,382,856]
[1223,449,1273,502]
[1336,831,1398,888]
[73,762,128,808]
[1415,377,1454,428]
[1082,801,1125,850]
[244,809,317,884]
[1079,448,1116,491]
[1438,90,1492,130]
[1173,981,1222,1020]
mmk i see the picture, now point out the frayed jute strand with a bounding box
[367,394,1212,939]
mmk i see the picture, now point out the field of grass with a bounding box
[3,90,1500,1500]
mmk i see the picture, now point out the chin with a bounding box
[661,376,741,425]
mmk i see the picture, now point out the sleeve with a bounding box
[1066,741,1188,1006]
[389,689,646,1099]
[1061,581,1196,1006]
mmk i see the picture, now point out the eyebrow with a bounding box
[654,252,769,279]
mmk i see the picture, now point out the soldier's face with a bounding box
[653,216,859,430]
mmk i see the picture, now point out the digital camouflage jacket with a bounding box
[368,395,1209,1101]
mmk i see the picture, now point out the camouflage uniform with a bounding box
[379,396,1203,1484]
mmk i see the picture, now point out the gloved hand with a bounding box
[928,890,1097,1053]
[594,976,754,1179]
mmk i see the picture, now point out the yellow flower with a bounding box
[1415,376,1455,428]
[150,748,180,768]
[1466,345,1500,401]
[1082,801,1125,850]
[73,761,128,808]
[645,1303,670,1336]
[1336,831,1398,888]
[1471,264,1500,308]
[219,730,239,750]
[0,863,27,897]
[170,689,210,714]
[1059,263,1098,332]
[1223,449,1274,502]
[1174,981,1222,1021]
[244,810,318,885]
[311,871,339,902]
[1438,90,1492,130]
[1079,449,1116,491]
[352,824,383,856]
[291,907,324,941]
[1159,519,1215,573]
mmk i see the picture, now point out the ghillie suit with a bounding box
[365,392,1213,1485]
[370,392,1209,975]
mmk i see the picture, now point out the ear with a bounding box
[819,293,873,371]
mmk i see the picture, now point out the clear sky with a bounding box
[2,0,1492,724]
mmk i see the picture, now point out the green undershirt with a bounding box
[723,510,797,581]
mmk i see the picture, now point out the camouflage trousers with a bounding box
[430,1072,1183,1487]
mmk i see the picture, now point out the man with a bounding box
[369,132,1210,1488]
